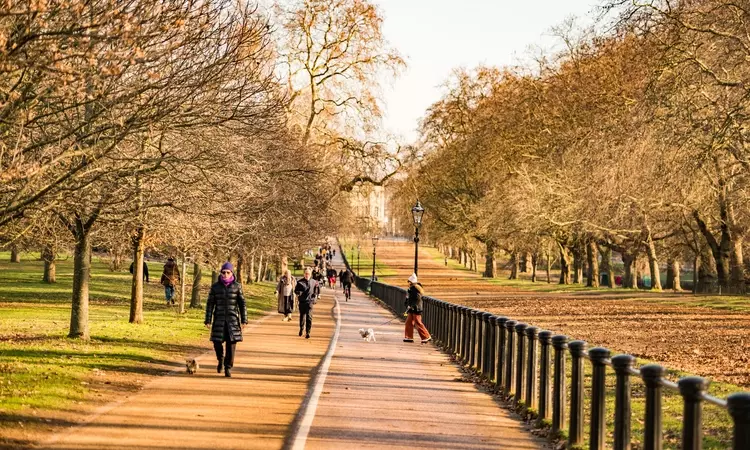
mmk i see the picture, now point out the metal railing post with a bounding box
[488,315,497,382]
[538,331,552,424]
[463,307,471,365]
[525,326,539,409]
[728,392,750,450]
[496,317,508,388]
[679,376,709,450]
[504,320,517,397]
[515,322,528,405]
[469,310,477,368]
[551,335,568,435]
[589,347,611,450]
[611,354,635,450]
[641,364,665,450]
[568,340,588,447]
[476,311,484,373]
[482,312,492,376]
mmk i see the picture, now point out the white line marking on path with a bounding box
[289,295,342,450]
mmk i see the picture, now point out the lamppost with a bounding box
[357,244,361,276]
[411,200,425,275]
[371,236,379,282]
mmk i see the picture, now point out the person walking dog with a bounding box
[276,269,296,322]
[204,262,247,377]
[294,267,320,339]
[160,257,180,305]
[404,273,432,344]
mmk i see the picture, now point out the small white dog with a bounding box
[358,328,376,342]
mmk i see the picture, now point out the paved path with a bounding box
[303,267,542,449]
[42,253,544,449]
[43,296,336,449]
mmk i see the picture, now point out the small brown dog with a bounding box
[186,358,199,374]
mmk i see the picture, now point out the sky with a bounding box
[374,0,602,143]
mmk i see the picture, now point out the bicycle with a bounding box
[343,284,351,302]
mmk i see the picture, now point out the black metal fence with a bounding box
[365,280,750,450]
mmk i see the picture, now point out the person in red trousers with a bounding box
[404,274,432,344]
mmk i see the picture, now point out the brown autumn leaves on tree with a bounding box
[0,0,405,338]
[400,1,750,293]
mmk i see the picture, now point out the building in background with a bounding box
[350,184,394,235]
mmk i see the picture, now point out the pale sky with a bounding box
[375,0,602,143]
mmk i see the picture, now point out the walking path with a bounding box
[42,252,544,449]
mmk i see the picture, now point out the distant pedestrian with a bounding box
[294,267,320,339]
[276,269,296,322]
[129,260,150,282]
[204,262,247,378]
[326,267,337,289]
[404,274,432,344]
[160,257,180,305]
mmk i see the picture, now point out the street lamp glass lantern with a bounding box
[411,200,425,228]
[371,236,379,245]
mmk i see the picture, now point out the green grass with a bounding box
[0,252,275,415]
[338,239,397,277]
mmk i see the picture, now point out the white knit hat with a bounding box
[408,273,418,284]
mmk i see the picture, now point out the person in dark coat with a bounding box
[404,273,431,344]
[204,262,247,377]
[294,267,320,339]
[129,260,149,282]
[160,257,181,305]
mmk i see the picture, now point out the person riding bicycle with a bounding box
[339,268,353,301]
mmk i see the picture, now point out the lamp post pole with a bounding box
[357,245,360,276]
[411,200,425,276]
[414,227,420,276]
[371,237,379,282]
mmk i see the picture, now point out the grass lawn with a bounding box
[338,238,397,277]
[0,252,275,430]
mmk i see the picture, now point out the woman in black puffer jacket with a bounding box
[205,262,247,377]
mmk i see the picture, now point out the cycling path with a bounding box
[42,253,544,449]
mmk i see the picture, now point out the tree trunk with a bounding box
[484,241,497,278]
[600,246,614,288]
[42,244,56,283]
[666,259,682,291]
[280,255,288,275]
[531,253,538,282]
[190,262,202,308]
[247,253,255,284]
[10,244,20,263]
[731,239,745,290]
[694,210,731,288]
[256,253,264,282]
[69,226,91,339]
[520,253,528,273]
[509,252,519,280]
[546,251,551,284]
[179,253,187,314]
[236,252,244,286]
[693,254,700,294]
[586,240,599,288]
[572,246,583,284]
[558,244,571,285]
[211,270,218,284]
[644,228,662,291]
[129,226,146,324]
[622,252,637,289]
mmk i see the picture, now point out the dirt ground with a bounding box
[373,240,750,388]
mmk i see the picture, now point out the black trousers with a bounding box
[283,295,294,315]
[299,302,313,334]
[213,322,237,368]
